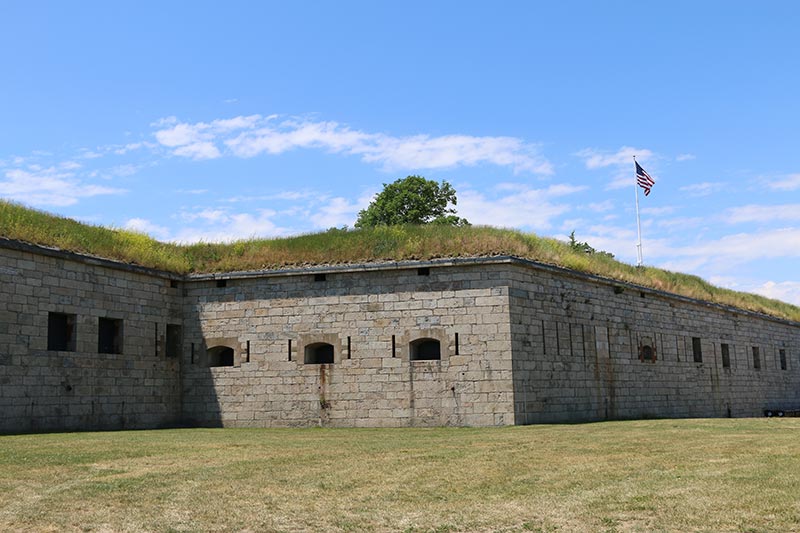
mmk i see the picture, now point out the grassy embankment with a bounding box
[1,420,799,532]
[1,199,799,322]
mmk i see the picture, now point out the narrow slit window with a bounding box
[166,324,182,358]
[780,349,787,370]
[692,337,703,363]
[47,312,76,352]
[752,346,761,370]
[392,335,396,358]
[454,332,459,355]
[288,339,292,361]
[98,317,123,354]
[347,336,351,359]
[721,343,731,369]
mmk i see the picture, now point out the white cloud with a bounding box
[766,174,800,191]
[751,280,800,306]
[679,182,725,197]
[575,146,656,190]
[576,146,654,170]
[309,196,367,229]
[676,153,696,161]
[153,115,553,174]
[164,207,290,243]
[725,204,800,224]
[0,167,125,207]
[124,218,171,241]
[458,183,585,230]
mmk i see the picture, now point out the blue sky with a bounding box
[2,1,800,304]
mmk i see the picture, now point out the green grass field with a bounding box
[1,419,799,532]
[2,200,799,322]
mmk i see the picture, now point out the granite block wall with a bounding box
[508,261,800,424]
[2,239,799,433]
[180,263,516,428]
[0,241,183,433]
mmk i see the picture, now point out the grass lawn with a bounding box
[1,419,799,532]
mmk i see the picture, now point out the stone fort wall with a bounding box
[0,240,183,433]
[1,239,799,433]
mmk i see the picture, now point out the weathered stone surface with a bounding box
[1,241,799,433]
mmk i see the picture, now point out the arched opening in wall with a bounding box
[305,342,334,364]
[208,345,234,367]
[410,338,441,361]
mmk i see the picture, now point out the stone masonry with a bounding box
[1,238,798,433]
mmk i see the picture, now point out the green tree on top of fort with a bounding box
[354,175,470,228]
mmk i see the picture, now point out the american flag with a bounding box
[635,161,655,196]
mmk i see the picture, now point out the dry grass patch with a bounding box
[1,419,800,532]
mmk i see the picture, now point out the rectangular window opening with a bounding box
[98,317,123,354]
[780,349,787,370]
[314,273,327,282]
[417,267,430,276]
[288,339,292,361]
[166,324,182,358]
[692,337,703,363]
[216,279,227,288]
[154,322,159,357]
[392,334,396,358]
[47,312,76,352]
[721,343,731,369]
[191,342,195,364]
[455,332,460,355]
[752,346,761,370]
[347,336,351,359]
[246,340,251,363]
[169,279,179,289]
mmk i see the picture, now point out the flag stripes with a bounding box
[635,161,655,196]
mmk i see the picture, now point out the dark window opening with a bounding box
[208,345,234,367]
[98,317,123,354]
[304,342,334,364]
[166,324,182,358]
[417,267,430,276]
[410,338,441,361]
[455,332,459,355]
[640,345,654,361]
[721,343,731,368]
[692,337,703,363]
[752,346,760,370]
[780,349,787,371]
[169,280,179,289]
[288,339,292,361]
[347,336,351,359]
[48,312,76,352]
[216,279,227,288]
[314,273,327,282]
[391,334,396,358]
[154,322,159,357]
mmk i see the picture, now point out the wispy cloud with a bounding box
[152,115,553,174]
[725,204,800,224]
[458,183,586,230]
[679,182,726,197]
[765,174,800,191]
[676,153,696,162]
[575,146,655,190]
[0,166,126,207]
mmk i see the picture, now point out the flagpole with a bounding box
[634,155,643,267]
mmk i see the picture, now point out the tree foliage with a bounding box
[568,230,615,259]
[355,175,469,228]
